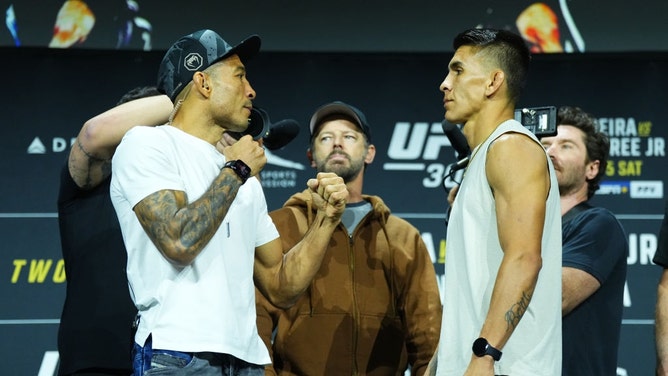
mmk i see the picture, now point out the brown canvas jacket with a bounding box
[256,189,442,375]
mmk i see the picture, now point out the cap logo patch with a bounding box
[184,52,203,71]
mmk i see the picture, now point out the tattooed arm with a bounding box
[68,93,172,189]
[464,134,548,375]
[133,135,267,267]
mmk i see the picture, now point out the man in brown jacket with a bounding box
[256,101,442,375]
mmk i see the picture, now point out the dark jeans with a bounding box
[132,335,263,376]
[66,370,131,376]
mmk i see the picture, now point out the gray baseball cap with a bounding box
[157,29,261,102]
[309,101,372,142]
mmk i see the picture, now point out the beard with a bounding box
[315,151,365,183]
[556,164,588,196]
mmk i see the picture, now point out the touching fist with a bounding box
[307,172,348,220]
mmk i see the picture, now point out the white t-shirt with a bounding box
[437,120,562,375]
[110,125,278,365]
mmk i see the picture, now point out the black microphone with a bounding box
[227,107,300,150]
[442,120,470,161]
[263,119,300,150]
[450,156,470,173]
[228,107,270,141]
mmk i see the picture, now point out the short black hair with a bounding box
[116,86,162,106]
[453,28,530,104]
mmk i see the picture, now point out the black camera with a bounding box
[514,106,557,138]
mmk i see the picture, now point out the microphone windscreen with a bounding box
[227,107,270,141]
[263,119,300,150]
[442,120,470,160]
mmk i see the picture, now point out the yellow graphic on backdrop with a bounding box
[11,259,66,283]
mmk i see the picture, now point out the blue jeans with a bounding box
[132,335,263,376]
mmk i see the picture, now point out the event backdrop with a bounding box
[1,47,666,375]
[2,0,668,53]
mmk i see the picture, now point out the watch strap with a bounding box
[472,337,502,361]
[223,159,251,184]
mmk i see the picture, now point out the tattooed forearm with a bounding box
[505,290,532,330]
[69,138,112,189]
[179,172,239,248]
[76,138,107,162]
[135,170,242,265]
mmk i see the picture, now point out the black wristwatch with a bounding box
[223,160,251,184]
[472,337,502,361]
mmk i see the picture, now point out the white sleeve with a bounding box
[112,126,185,208]
[248,178,280,247]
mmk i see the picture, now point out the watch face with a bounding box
[236,160,251,177]
[472,337,488,356]
[472,337,501,360]
[225,160,251,183]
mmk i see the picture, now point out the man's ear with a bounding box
[306,148,316,168]
[486,69,505,97]
[192,72,211,97]
[364,144,376,165]
[586,160,600,180]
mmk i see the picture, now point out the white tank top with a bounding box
[437,120,562,375]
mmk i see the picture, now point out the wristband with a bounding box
[223,160,251,184]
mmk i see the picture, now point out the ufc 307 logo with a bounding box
[383,122,461,189]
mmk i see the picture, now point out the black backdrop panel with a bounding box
[1,48,666,375]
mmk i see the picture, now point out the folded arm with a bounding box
[69,94,172,189]
[133,135,267,267]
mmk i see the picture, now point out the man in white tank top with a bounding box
[427,28,562,376]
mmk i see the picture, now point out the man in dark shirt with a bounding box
[540,106,628,375]
[57,87,172,375]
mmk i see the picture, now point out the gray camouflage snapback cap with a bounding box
[157,29,261,102]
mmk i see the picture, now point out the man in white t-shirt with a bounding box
[110,29,348,376]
